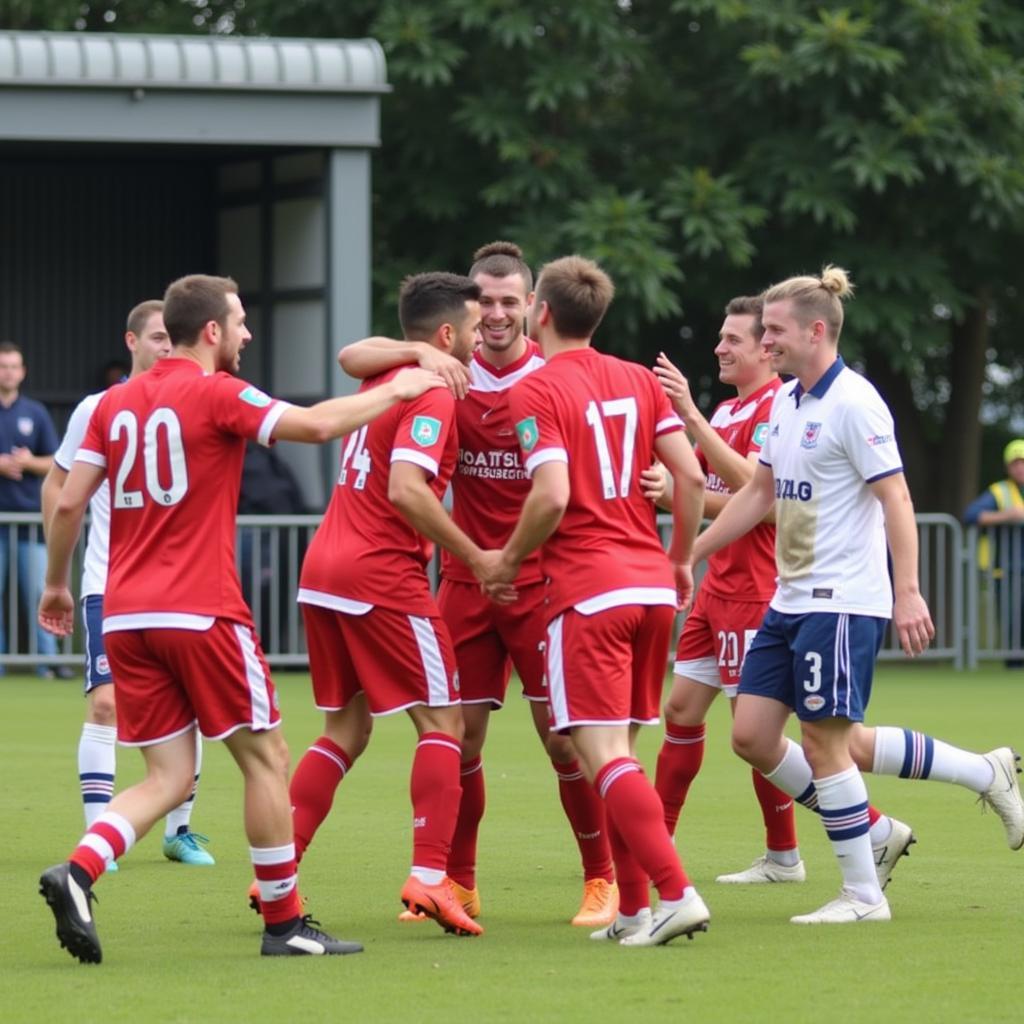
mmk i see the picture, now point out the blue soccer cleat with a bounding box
[162,829,215,866]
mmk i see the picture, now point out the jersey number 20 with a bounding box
[110,408,188,508]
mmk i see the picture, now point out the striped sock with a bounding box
[815,766,881,904]
[289,736,353,862]
[70,810,136,883]
[654,722,705,835]
[872,726,993,791]
[252,843,302,926]
[78,723,116,829]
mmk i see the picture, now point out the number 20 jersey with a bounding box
[78,358,289,626]
[506,347,685,620]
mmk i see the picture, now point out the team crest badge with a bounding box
[238,385,272,408]
[17,416,33,436]
[753,423,768,446]
[801,422,822,449]
[516,416,539,453]
[411,415,441,447]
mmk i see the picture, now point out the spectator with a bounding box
[0,341,65,677]
[964,439,1024,667]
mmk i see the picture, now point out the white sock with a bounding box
[815,765,882,905]
[872,726,994,792]
[78,723,116,829]
[868,815,893,845]
[411,867,445,885]
[165,731,203,836]
[767,847,802,867]
[765,739,818,810]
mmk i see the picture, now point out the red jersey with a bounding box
[441,340,546,586]
[699,376,779,601]
[507,347,685,619]
[77,358,288,628]
[298,367,458,616]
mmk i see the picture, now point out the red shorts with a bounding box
[545,603,675,732]
[438,579,547,706]
[302,603,459,716]
[674,589,769,695]
[105,620,280,746]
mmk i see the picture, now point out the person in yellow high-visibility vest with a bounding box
[964,438,1024,666]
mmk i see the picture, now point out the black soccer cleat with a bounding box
[260,916,363,957]
[39,863,102,964]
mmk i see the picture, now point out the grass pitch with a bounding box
[3,663,1022,1023]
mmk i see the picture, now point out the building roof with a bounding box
[0,30,388,94]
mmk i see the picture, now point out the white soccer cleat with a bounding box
[716,854,806,884]
[618,892,710,947]
[790,888,890,925]
[979,748,1024,850]
[873,817,916,890]
[589,907,651,942]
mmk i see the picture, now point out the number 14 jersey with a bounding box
[506,347,685,620]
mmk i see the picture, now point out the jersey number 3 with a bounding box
[585,398,637,499]
[110,408,188,508]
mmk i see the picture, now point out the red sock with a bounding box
[607,817,649,915]
[751,768,798,852]
[69,812,135,883]
[447,756,484,889]
[553,759,613,883]
[411,732,462,872]
[289,736,353,863]
[867,804,882,826]
[595,758,689,902]
[654,723,705,835]
[252,844,303,925]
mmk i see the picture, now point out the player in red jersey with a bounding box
[289,272,489,937]
[476,255,712,947]
[338,242,625,928]
[37,273,443,963]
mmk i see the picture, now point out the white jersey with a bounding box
[53,390,109,598]
[758,358,902,617]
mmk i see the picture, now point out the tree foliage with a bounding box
[6,0,1024,509]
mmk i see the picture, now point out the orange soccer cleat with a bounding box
[400,875,483,936]
[570,878,619,928]
[399,880,480,922]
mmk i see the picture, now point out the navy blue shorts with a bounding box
[83,594,113,693]
[738,609,887,722]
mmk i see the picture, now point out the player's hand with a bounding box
[892,590,934,657]
[653,353,697,421]
[673,561,695,612]
[416,347,471,400]
[0,453,23,479]
[38,585,75,637]
[472,549,519,604]
[391,367,448,400]
[640,462,667,504]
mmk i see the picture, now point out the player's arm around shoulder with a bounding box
[339,336,470,399]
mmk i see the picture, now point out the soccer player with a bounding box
[37,273,444,962]
[290,272,487,937]
[41,300,215,870]
[477,255,711,947]
[337,242,621,928]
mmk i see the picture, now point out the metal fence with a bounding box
[1,511,1019,672]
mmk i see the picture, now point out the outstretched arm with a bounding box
[654,430,705,610]
[339,337,471,399]
[692,461,775,566]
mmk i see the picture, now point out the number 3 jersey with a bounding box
[506,347,685,620]
[298,366,458,616]
[77,358,290,628]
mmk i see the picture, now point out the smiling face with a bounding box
[760,298,819,379]
[449,300,483,365]
[715,312,771,393]
[473,271,531,363]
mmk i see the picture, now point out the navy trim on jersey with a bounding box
[865,466,903,484]
[793,356,846,406]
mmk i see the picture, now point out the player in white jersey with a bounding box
[41,301,215,868]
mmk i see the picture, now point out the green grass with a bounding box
[3,664,1022,1023]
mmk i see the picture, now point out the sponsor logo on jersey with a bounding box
[804,694,826,712]
[96,654,110,676]
[17,416,33,436]
[238,385,272,408]
[515,416,539,452]
[812,587,834,599]
[753,423,768,446]
[801,421,822,449]
[410,415,442,447]
[866,433,893,447]
[775,478,813,501]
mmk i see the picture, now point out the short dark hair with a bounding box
[724,295,765,339]
[163,275,238,347]
[398,272,481,341]
[469,241,533,292]
[0,341,23,359]
[534,256,614,339]
[126,299,164,338]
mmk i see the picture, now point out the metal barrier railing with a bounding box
[0,512,1017,672]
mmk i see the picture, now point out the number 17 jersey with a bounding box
[506,347,685,620]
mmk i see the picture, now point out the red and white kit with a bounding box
[76,357,287,743]
[674,376,780,694]
[298,366,460,715]
[507,347,685,730]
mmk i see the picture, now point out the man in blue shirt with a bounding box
[0,342,62,676]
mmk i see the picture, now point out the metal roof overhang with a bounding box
[0,30,389,148]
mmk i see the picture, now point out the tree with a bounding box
[9,0,1024,511]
